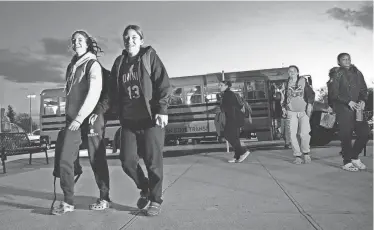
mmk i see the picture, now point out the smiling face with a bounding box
[288,66,299,79]
[123,29,144,57]
[72,33,88,56]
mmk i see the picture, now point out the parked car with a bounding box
[28,129,51,149]
[27,129,40,144]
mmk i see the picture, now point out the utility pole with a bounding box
[27,94,36,133]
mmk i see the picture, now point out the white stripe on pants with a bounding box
[286,111,311,157]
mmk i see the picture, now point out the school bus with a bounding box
[39,67,318,150]
[39,88,120,149]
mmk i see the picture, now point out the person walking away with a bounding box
[282,65,315,164]
[109,25,171,216]
[328,53,369,171]
[219,81,250,163]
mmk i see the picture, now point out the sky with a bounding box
[0,1,373,123]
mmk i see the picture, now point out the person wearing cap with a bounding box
[328,53,369,172]
[219,80,251,163]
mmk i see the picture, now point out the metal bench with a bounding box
[0,132,49,174]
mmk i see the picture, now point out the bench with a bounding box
[0,132,49,174]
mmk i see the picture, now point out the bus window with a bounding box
[169,87,184,106]
[43,97,59,115]
[245,80,266,100]
[230,82,245,97]
[185,85,202,105]
[59,97,66,115]
[205,83,221,103]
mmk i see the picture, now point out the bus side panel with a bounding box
[105,120,121,145]
[167,104,220,141]
[40,115,65,144]
[244,100,273,141]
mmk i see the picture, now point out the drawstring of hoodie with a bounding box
[64,52,96,95]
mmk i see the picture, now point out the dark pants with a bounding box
[59,114,110,205]
[336,110,369,165]
[120,119,164,204]
[224,122,246,159]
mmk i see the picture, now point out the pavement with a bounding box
[0,140,372,230]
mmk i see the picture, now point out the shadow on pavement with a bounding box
[0,185,137,216]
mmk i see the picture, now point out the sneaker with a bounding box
[137,190,150,210]
[51,201,74,215]
[89,199,110,211]
[228,158,237,163]
[352,159,366,170]
[342,162,359,172]
[293,157,303,165]
[284,144,290,149]
[304,154,311,164]
[237,151,251,163]
[146,202,161,216]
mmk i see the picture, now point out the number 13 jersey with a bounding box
[118,59,149,120]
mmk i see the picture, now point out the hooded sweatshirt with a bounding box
[65,52,102,124]
[109,46,172,122]
[328,65,368,113]
[283,76,315,112]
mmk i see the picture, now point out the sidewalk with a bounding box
[0,141,372,230]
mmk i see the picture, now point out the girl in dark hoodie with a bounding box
[109,25,172,216]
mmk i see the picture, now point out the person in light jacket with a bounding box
[51,30,110,215]
[282,65,315,165]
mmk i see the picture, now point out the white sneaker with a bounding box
[293,157,303,165]
[237,151,251,163]
[228,158,237,163]
[342,162,359,172]
[351,159,366,170]
[51,201,74,215]
[304,155,311,164]
[89,199,110,210]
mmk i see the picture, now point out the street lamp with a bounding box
[27,94,36,133]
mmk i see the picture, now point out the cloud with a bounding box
[0,34,122,83]
[40,37,72,57]
[327,2,373,31]
[0,49,66,83]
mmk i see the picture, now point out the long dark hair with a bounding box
[71,30,103,56]
[288,65,301,87]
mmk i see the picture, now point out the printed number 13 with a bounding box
[128,85,140,99]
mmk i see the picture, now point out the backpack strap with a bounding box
[141,50,152,77]
[85,59,97,80]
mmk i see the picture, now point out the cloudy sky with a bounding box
[0,1,372,122]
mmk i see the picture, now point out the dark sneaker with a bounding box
[146,202,161,216]
[137,191,150,210]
